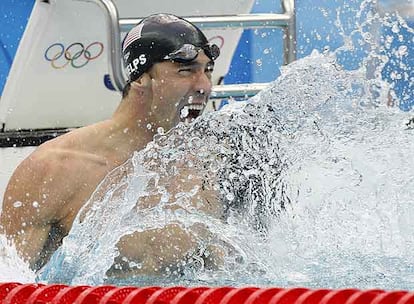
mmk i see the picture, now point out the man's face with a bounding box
[147,51,214,132]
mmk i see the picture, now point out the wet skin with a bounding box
[0,51,224,274]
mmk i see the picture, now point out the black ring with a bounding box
[64,42,84,60]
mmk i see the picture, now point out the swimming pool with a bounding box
[30,47,413,289]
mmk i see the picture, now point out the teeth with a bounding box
[186,104,204,111]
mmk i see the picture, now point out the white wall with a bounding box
[0,147,35,208]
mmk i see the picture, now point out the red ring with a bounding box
[84,41,104,60]
[208,35,225,49]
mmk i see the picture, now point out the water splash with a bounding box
[259,56,414,290]
[0,234,36,283]
[39,41,414,287]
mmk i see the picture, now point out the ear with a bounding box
[130,73,152,90]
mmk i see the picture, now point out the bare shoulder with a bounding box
[1,140,69,222]
[0,139,80,265]
[4,126,94,203]
[1,119,128,229]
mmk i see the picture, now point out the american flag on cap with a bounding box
[122,23,144,52]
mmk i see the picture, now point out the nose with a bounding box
[193,70,212,99]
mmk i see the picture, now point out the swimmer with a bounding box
[0,13,221,274]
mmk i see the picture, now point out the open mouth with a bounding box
[180,104,204,123]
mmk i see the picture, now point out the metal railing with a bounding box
[209,83,270,100]
[80,0,296,97]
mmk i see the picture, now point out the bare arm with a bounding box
[107,163,224,278]
[108,222,224,278]
[0,152,64,269]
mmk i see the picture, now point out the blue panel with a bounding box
[0,0,35,95]
[381,19,414,111]
[223,30,253,85]
[223,0,364,85]
[249,0,283,83]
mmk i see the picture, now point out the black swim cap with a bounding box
[122,13,219,83]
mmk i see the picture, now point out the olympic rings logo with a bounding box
[44,42,104,69]
[208,36,224,49]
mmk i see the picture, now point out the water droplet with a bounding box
[180,107,189,118]
[226,193,235,201]
[13,201,22,208]
[320,8,329,17]
[362,32,372,42]
[129,261,142,269]
[397,45,408,57]
[391,23,400,33]
[157,127,165,135]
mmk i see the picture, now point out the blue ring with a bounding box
[44,43,64,61]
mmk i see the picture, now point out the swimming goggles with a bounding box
[163,43,220,63]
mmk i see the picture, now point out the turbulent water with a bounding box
[1,0,414,289]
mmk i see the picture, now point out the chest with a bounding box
[55,157,117,226]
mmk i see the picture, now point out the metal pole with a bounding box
[76,0,127,92]
[210,83,270,99]
[76,0,296,92]
[119,14,291,31]
[282,0,296,64]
